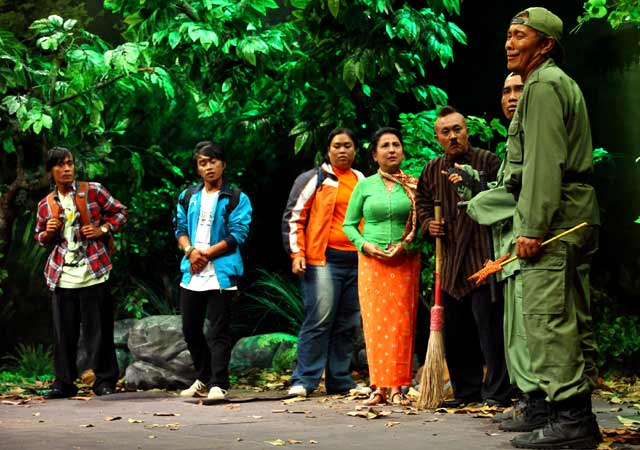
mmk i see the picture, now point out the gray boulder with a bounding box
[125,315,196,389]
[125,360,192,390]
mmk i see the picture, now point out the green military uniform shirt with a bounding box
[503,59,600,238]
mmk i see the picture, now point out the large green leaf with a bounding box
[328,0,340,18]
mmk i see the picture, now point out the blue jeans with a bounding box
[290,248,360,393]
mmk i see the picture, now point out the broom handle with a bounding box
[434,200,442,307]
[499,222,588,267]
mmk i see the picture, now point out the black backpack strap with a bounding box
[179,183,203,213]
[225,187,241,215]
[316,166,328,191]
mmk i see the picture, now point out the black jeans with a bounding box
[180,288,233,389]
[51,282,119,392]
[442,284,511,403]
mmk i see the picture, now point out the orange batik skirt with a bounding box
[358,251,420,387]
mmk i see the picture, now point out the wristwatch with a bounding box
[100,224,110,235]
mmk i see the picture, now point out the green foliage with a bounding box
[243,269,304,335]
[592,286,640,371]
[1,343,54,378]
[592,147,613,165]
[0,0,91,37]
[575,0,640,31]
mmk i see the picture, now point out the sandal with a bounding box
[390,392,411,406]
[363,390,387,406]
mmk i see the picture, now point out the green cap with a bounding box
[511,7,563,42]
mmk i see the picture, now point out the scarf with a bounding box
[377,169,418,245]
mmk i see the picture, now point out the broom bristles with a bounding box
[416,330,446,410]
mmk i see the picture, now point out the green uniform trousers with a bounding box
[519,226,599,401]
[503,273,538,394]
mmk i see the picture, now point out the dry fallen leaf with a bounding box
[264,439,286,446]
[385,421,400,427]
[287,439,302,444]
[148,435,156,439]
[128,418,144,423]
[70,396,92,402]
[617,415,640,427]
[309,439,318,444]
[32,412,40,417]
[249,415,264,419]
[282,397,308,405]
[271,409,287,413]
[153,412,179,416]
[104,416,122,421]
[224,404,240,410]
[79,424,94,428]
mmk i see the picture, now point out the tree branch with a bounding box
[176,1,200,22]
[50,67,154,107]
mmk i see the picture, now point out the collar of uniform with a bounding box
[525,58,556,84]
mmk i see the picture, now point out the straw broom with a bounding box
[417,200,446,410]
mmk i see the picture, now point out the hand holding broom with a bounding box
[417,200,446,410]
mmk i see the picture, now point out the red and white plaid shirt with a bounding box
[35,181,128,291]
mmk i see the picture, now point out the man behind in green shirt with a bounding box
[467,72,553,434]
[501,6,601,449]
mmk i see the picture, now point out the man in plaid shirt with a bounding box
[35,147,127,398]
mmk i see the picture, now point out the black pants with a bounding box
[52,282,119,392]
[180,288,233,389]
[442,284,511,403]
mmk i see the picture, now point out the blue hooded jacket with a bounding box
[175,182,252,288]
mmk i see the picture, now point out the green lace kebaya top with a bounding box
[342,174,412,253]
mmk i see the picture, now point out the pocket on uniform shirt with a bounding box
[507,119,524,164]
[520,243,567,315]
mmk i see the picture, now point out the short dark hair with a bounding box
[436,105,460,119]
[45,147,73,172]
[535,31,564,65]
[370,127,403,157]
[193,141,226,170]
[323,127,357,164]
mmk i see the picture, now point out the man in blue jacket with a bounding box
[174,141,252,400]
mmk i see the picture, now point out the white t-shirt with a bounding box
[58,192,109,288]
[182,190,236,292]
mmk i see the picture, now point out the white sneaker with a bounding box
[350,384,373,396]
[288,385,308,397]
[207,386,228,400]
[180,379,207,397]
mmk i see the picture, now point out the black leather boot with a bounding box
[510,394,602,449]
[500,391,549,432]
[493,398,526,423]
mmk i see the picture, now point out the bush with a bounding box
[1,343,54,378]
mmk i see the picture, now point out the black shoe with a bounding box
[94,385,116,396]
[493,398,526,423]
[484,398,512,407]
[500,392,549,432]
[44,383,77,399]
[510,394,602,449]
[440,396,481,408]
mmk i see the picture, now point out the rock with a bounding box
[124,315,196,389]
[272,344,298,373]
[127,315,190,370]
[124,360,192,390]
[229,333,297,375]
[116,348,134,377]
[114,319,137,348]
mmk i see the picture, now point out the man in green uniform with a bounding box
[499,7,601,449]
